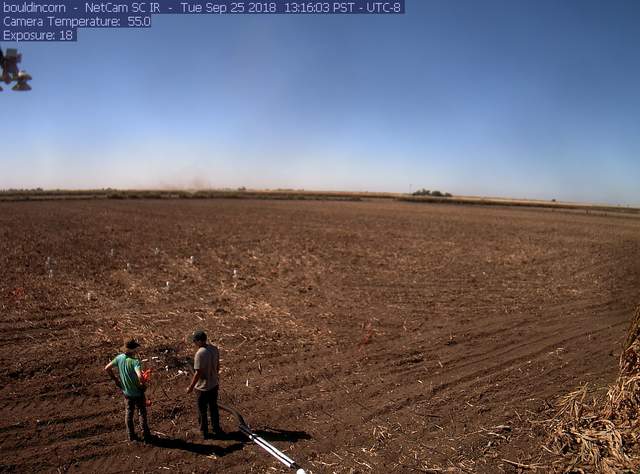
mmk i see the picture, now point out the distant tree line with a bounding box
[412,189,452,197]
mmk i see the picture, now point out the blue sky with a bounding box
[2,0,640,204]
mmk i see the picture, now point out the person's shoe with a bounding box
[142,432,154,443]
[212,429,226,439]
[128,433,140,442]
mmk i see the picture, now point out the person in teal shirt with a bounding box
[105,339,151,441]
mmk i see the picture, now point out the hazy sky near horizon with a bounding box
[2,0,639,204]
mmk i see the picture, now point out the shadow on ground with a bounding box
[148,427,310,457]
[148,435,244,457]
[254,427,313,443]
[221,427,312,444]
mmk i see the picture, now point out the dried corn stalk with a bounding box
[545,305,640,473]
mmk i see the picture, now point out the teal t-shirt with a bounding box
[112,353,143,398]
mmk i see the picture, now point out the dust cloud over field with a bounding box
[1,199,639,472]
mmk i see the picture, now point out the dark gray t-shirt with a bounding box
[194,344,219,391]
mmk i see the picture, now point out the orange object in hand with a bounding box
[141,369,152,384]
[141,369,153,407]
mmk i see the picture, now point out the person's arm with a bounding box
[104,360,122,389]
[187,369,203,393]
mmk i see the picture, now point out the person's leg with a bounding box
[209,386,221,433]
[125,397,136,440]
[137,396,151,439]
[196,390,209,436]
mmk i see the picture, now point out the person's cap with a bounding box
[192,330,207,342]
[123,339,141,351]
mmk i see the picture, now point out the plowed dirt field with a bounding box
[2,199,639,473]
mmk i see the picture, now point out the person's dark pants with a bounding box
[125,395,150,439]
[196,386,220,435]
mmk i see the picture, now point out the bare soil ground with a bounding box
[1,199,639,473]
